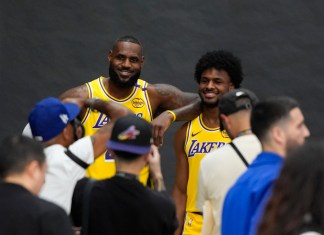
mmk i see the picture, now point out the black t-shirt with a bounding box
[71,176,178,235]
[0,182,74,235]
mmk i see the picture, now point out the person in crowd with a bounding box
[28,97,129,213]
[222,96,310,235]
[196,88,261,235]
[172,50,244,234]
[0,135,74,235]
[71,114,178,235]
[257,141,324,235]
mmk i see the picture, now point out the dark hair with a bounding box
[257,141,324,235]
[0,135,45,179]
[251,97,299,142]
[113,150,141,161]
[194,50,243,88]
[113,35,143,54]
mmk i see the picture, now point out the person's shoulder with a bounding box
[37,198,74,234]
[59,83,89,100]
[147,189,175,207]
[233,134,261,146]
[35,197,68,216]
[44,144,66,160]
[70,136,92,151]
[201,143,231,164]
[145,82,177,95]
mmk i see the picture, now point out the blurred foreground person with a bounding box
[197,88,261,235]
[222,96,310,235]
[71,114,178,235]
[28,97,128,213]
[257,141,324,235]
[0,135,73,235]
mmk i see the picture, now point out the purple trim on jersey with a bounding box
[142,81,153,120]
[107,140,150,155]
[198,114,220,132]
[99,77,137,102]
[82,82,93,124]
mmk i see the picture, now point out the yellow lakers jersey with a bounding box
[82,77,153,184]
[185,114,230,212]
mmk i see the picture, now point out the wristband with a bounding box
[166,110,176,122]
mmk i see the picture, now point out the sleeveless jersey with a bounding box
[82,77,153,184]
[185,114,230,212]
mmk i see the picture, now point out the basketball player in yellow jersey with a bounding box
[60,35,199,183]
[172,50,244,235]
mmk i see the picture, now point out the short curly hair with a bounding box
[194,50,243,88]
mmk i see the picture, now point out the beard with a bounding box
[199,92,219,108]
[109,65,141,88]
[285,138,305,156]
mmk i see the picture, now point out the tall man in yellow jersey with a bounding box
[60,35,199,184]
[172,50,244,235]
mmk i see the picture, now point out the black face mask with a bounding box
[70,118,85,141]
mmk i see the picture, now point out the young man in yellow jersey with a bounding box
[172,50,244,235]
[60,35,199,183]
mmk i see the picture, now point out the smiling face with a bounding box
[198,68,234,108]
[108,41,144,88]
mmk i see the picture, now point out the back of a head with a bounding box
[219,88,258,116]
[194,50,243,88]
[283,141,324,231]
[251,96,299,142]
[28,97,80,142]
[219,88,258,134]
[107,114,152,161]
[258,141,324,235]
[0,135,45,179]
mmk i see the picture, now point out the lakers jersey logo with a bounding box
[104,151,114,162]
[131,98,145,108]
[221,130,229,138]
[92,113,111,128]
[188,140,226,157]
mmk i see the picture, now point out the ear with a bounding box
[141,55,145,66]
[62,126,70,140]
[25,160,40,180]
[108,50,113,62]
[229,82,235,91]
[220,113,230,128]
[271,126,285,146]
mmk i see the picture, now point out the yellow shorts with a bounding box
[182,212,203,235]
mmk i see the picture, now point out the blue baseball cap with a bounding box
[28,97,80,142]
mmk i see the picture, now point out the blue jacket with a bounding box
[221,152,283,235]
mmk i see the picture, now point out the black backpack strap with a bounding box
[229,142,249,167]
[65,149,89,169]
[81,179,97,235]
